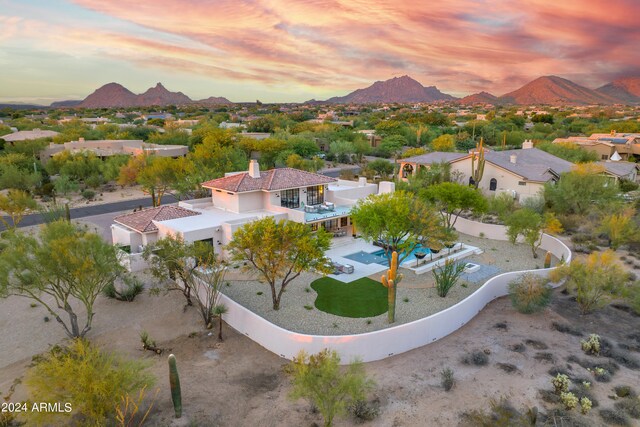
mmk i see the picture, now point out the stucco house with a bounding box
[398,144,574,202]
[112,160,394,265]
[41,138,188,162]
[552,131,640,161]
[2,129,59,142]
[597,161,640,183]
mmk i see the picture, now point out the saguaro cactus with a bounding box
[168,354,182,418]
[470,138,485,189]
[544,251,552,269]
[381,251,403,323]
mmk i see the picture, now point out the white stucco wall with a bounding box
[238,191,264,211]
[211,191,240,212]
[207,219,571,364]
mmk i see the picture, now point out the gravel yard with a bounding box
[221,233,557,335]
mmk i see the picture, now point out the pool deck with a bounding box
[325,237,482,282]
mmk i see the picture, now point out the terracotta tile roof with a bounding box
[114,205,201,233]
[201,168,337,192]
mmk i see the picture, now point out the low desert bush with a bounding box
[600,408,631,426]
[25,339,155,426]
[508,273,552,314]
[432,260,466,297]
[552,322,583,337]
[440,368,455,391]
[349,399,380,423]
[614,397,640,419]
[460,397,539,427]
[461,351,489,366]
[81,189,96,200]
[103,276,144,302]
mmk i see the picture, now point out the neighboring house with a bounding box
[41,138,188,162]
[552,131,640,161]
[398,145,574,202]
[2,129,59,142]
[597,161,640,183]
[239,132,271,140]
[112,160,393,262]
[219,121,245,130]
[357,130,382,148]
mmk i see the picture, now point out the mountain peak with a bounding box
[326,75,455,103]
[499,75,616,105]
[596,76,640,103]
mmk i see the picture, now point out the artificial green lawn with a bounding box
[310,276,388,318]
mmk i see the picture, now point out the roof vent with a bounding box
[510,154,517,164]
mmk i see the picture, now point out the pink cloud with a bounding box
[11,0,640,96]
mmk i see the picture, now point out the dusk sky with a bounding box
[1,0,639,104]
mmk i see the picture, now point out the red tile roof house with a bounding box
[111,160,394,271]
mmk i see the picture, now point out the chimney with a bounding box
[248,159,260,178]
[79,137,85,143]
[611,129,616,136]
[510,154,517,164]
[358,176,367,187]
[522,139,533,149]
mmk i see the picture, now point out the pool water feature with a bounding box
[344,245,432,266]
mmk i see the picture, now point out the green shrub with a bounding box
[508,273,552,314]
[600,408,631,426]
[433,260,466,297]
[25,339,155,426]
[441,367,454,391]
[461,351,489,366]
[614,397,640,419]
[349,399,380,423]
[81,189,96,200]
[102,276,144,302]
[285,349,374,427]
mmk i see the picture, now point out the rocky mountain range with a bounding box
[325,75,455,103]
[77,82,232,108]
[324,75,640,106]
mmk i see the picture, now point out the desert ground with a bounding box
[0,218,639,426]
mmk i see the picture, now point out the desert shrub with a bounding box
[525,339,548,350]
[549,250,628,314]
[600,408,631,426]
[508,273,552,314]
[25,339,155,426]
[581,334,601,355]
[461,350,489,366]
[496,363,518,374]
[615,386,637,399]
[552,374,571,394]
[487,193,518,222]
[619,179,639,193]
[509,343,526,353]
[614,398,640,419]
[432,259,466,297]
[286,349,374,427]
[460,397,539,427]
[590,367,612,383]
[102,276,144,302]
[533,351,555,363]
[440,367,455,391]
[81,189,96,200]
[552,322,583,336]
[348,399,380,423]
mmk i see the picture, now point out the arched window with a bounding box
[402,164,414,178]
[489,178,497,191]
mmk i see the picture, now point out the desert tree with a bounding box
[227,217,332,310]
[505,208,563,258]
[0,188,38,230]
[421,182,487,230]
[286,349,374,427]
[350,190,448,264]
[0,220,125,338]
[144,236,226,327]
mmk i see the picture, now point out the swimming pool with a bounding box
[344,245,432,266]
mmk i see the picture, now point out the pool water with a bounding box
[344,245,432,266]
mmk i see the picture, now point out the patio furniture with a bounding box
[340,264,354,274]
[305,205,319,213]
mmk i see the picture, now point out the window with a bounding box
[280,189,299,208]
[518,181,527,186]
[310,222,319,231]
[602,154,609,160]
[306,185,324,205]
[402,164,414,178]
[340,217,348,227]
[489,178,497,191]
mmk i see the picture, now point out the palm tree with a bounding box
[212,304,228,341]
